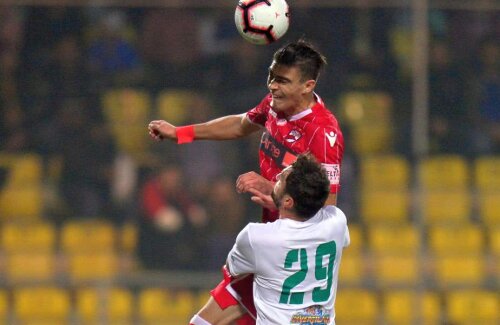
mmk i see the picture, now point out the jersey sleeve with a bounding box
[307,125,344,193]
[245,95,271,127]
[226,224,256,277]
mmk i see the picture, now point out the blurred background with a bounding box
[0,0,498,324]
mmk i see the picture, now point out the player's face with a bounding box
[267,62,314,115]
[271,166,292,209]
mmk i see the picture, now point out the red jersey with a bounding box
[246,93,344,223]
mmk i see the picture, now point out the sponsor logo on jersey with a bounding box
[290,305,330,324]
[285,129,302,143]
[322,163,340,185]
[325,131,337,147]
[260,132,297,168]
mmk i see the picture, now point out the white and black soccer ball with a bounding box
[235,0,290,45]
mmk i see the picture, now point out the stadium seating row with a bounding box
[0,286,209,325]
[359,154,500,225]
[342,224,500,287]
[341,250,499,288]
[2,152,498,224]
[5,247,496,288]
[0,219,136,254]
[0,286,497,325]
[347,223,500,255]
[1,219,497,257]
[101,88,209,161]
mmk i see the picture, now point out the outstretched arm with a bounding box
[148,113,261,143]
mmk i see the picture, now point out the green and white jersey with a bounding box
[227,205,350,325]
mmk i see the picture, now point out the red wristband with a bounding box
[176,125,195,144]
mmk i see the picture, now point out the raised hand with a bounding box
[148,120,177,141]
[236,171,274,195]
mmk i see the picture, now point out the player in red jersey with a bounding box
[148,40,344,325]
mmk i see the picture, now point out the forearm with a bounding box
[193,114,258,140]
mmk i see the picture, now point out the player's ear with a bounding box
[303,79,316,94]
[282,194,294,209]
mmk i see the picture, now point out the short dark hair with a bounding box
[273,39,327,81]
[284,153,330,219]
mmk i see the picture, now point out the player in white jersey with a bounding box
[190,154,349,325]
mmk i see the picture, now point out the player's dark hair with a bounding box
[273,39,327,81]
[284,153,330,219]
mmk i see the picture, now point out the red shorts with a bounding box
[210,266,256,325]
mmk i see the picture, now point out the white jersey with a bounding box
[226,205,350,325]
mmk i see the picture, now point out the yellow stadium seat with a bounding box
[0,290,8,323]
[428,224,484,256]
[61,219,116,253]
[338,91,393,125]
[335,289,378,325]
[339,252,365,285]
[360,189,409,224]
[120,222,137,254]
[138,288,171,324]
[360,155,410,189]
[368,225,419,255]
[5,252,56,283]
[433,255,485,287]
[474,156,500,190]
[373,254,419,286]
[383,290,441,325]
[67,252,118,282]
[138,288,196,325]
[478,191,500,226]
[196,290,211,311]
[346,223,363,253]
[10,154,43,185]
[156,89,197,125]
[334,225,363,284]
[352,122,393,155]
[489,227,500,256]
[1,222,56,253]
[0,185,43,220]
[171,290,196,321]
[421,189,471,224]
[419,155,469,189]
[102,89,151,159]
[76,287,133,324]
[112,126,151,159]
[0,153,43,186]
[102,89,151,124]
[13,286,70,323]
[446,290,499,325]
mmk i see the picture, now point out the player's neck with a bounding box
[284,96,316,118]
[279,210,305,222]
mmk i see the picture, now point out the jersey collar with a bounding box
[288,93,322,121]
[269,93,323,121]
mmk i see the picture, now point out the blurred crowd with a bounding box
[0,6,498,271]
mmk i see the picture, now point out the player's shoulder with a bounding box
[311,105,339,126]
[306,98,340,129]
[245,220,283,243]
[247,220,281,233]
[320,205,348,224]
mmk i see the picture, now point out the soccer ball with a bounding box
[235,0,290,45]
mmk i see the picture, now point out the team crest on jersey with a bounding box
[285,129,302,143]
[290,305,330,325]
